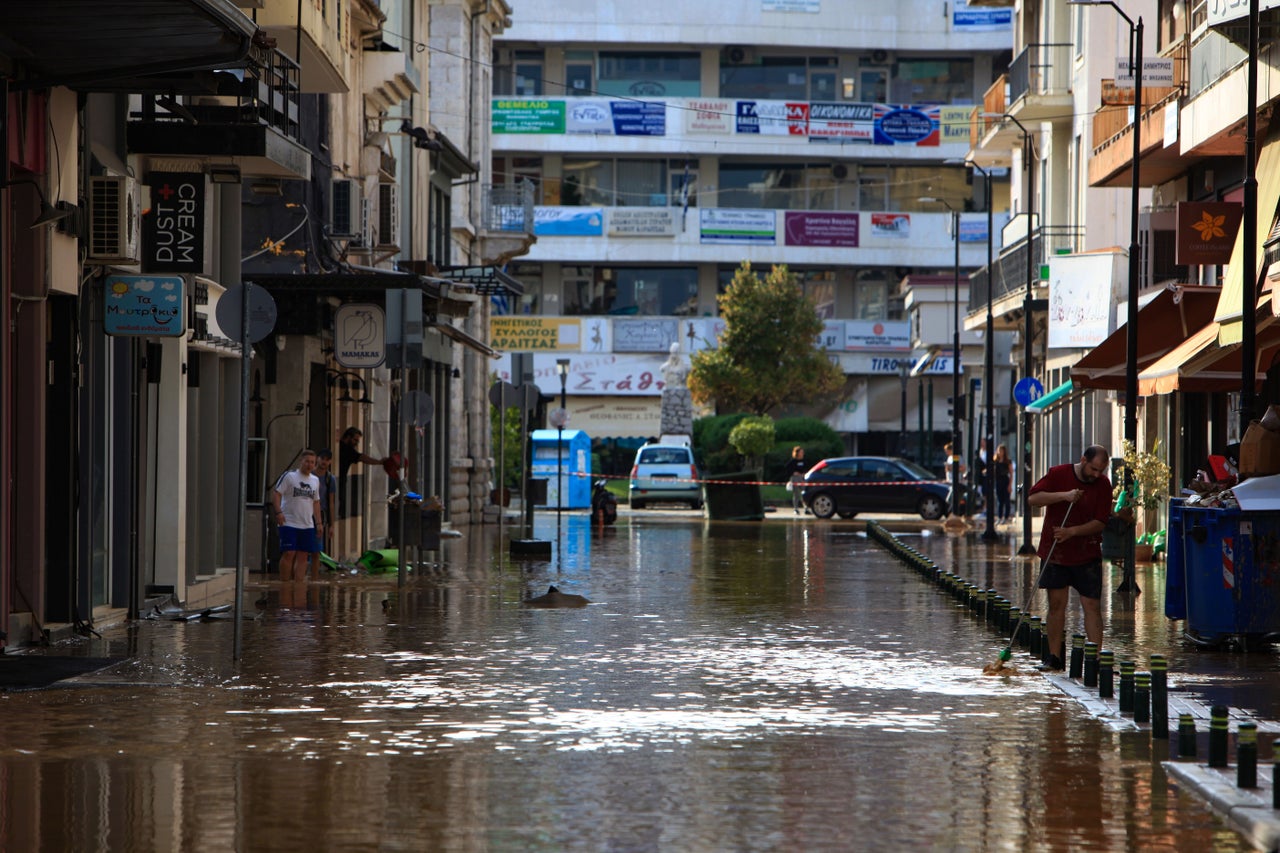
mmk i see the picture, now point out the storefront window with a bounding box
[718,162,806,209]
[597,51,701,97]
[566,267,698,316]
[561,159,668,207]
[890,58,973,104]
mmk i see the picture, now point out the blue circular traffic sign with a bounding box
[1014,377,1045,408]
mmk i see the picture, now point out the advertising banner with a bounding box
[490,316,582,350]
[699,208,777,244]
[735,100,808,135]
[608,208,676,237]
[684,99,734,134]
[533,206,604,236]
[1047,253,1118,348]
[869,212,910,238]
[610,100,666,135]
[844,320,912,351]
[784,211,860,247]
[953,0,1013,30]
[807,101,874,143]
[874,104,940,146]
[492,99,565,133]
[566,99,614,133]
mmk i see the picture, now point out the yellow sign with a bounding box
[490,317,581,351]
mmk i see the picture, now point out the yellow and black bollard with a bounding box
[1029,616,1043,658]
[1119,660,1135,713]
[1068,634,1085,679]
[1134,672,1150,724]
[1208,705,1229,768]
[1237,722,1257,788]
[1083,642,1099,688]
[1098,650,1114,699]
[985,590,997,626]
[1177,714,1197,758]
[1150,655,1168,740]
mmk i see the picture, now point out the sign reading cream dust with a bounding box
[142,172,205,273]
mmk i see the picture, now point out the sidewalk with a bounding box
[873,520,1280,851]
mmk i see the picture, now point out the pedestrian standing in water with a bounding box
[993,443,1013,523]
[785,446,810,515]
[1027,445,1112,671]
[272,449,323,582]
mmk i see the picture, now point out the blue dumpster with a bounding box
[1175,503,1280,646]
[1164,499,1186,620]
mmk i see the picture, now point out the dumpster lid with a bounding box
[1230,472,1280,510]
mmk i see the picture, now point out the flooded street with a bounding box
[0,515,1257,851]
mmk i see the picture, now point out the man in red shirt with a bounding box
[1027,445,1112,671]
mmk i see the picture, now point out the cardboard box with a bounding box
[1239,420,1280,478]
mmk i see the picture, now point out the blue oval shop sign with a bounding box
[877,108,933,144]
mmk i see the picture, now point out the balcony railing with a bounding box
[483,180,536,234]
[968,225,1085,312]
[1008,43,1073,104]
[133,47,302,144]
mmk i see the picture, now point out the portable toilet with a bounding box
[530,429,592,509]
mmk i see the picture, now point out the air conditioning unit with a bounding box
[330,178,363,238]
[832,163,849,182]
[88,175,140,264]
[377,183,400,249]
[722,45,754,65]
[870,49,890,65]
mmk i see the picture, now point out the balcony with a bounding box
[1004,43,1073,124]
[126,48,310,181]
[969,75,1019,165]
[479,181,537,265]
[967,225,1085,331]
[364,48,420,112]
[1087,38,1191,188]
[252,0,350,92]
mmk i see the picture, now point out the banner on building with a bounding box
[869,212,910,238]
[953,0,1012,30]
[684,99,734,134]
[807,102,874,143]
[490,316,582,350]
[784,211,859,247]
[1047,253,1120,348]
[844,320,911,351]
[493,99,566,133]
[608,208,676,236]
[735,100,808,135]
[534,206,604,236]
[699,208,777,244]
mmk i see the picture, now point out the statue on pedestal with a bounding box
[660,343,693,438]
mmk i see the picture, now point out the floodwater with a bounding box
[0,514,1258,852]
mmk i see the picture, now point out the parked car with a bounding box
[629,444,703,509]
[800,455,981,520]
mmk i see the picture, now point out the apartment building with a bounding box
[489,0,1014,468]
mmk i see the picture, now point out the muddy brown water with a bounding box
[0,515,1257,851]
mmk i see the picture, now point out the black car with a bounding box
[800,456,980,520]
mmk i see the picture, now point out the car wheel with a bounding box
[837,511,858,519]
[918,495,946,521]
[631,499,644,510]
[810,492,837,519]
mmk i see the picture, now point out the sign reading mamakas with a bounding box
[142,172,204,273]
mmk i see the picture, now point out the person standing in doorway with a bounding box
[337,426,385,517]
[785,446,810,515]
[272,450,323,582]
[993,443,1013,523]
[1027,445,1112,671]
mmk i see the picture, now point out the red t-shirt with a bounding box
[1029,462,1113,565]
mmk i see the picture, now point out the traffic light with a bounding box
[948,394,967,419]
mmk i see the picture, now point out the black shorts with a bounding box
[1038,558,1103,600]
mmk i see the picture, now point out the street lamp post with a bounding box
[555,358,570,518]
[1001,113,1039,556]
[920,197,964,518]
[965,160,998,542]
[1071,0,1142,588]
[1242,0,1260,438]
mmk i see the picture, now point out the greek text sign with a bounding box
[105,275,186,336]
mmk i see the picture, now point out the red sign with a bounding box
[1176,201,1242,265]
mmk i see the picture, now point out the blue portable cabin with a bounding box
[530,429,592,509]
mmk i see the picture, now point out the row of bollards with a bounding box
[866,522,1275,805]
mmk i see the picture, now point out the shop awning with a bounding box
[1070,283,1221,390]
[245,269,474,318]
[1215,131,1280,345]
[433,322,498,358]
[1025,380,1083,414]
[436,265,525,298]
[1141,297,1280,394]
[0,0,257,90]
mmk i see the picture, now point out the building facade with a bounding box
[490,0,1015,472]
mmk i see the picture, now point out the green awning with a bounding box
[1025,379,1078,414]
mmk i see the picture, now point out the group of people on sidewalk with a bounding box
[945,438,1016,522]
[271,427,386,582]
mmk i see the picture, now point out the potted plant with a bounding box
[1111,439,1172,562]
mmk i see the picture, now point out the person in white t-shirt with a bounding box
[272,450,323,582]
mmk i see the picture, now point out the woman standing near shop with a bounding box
[993,443,1013,523]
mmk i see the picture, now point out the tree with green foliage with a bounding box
[688,262,844,416]
[728,416,776,470]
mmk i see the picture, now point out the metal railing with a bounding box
[967,225,1086,312]
[1008,43,1073,104]
[482,180,536,233]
